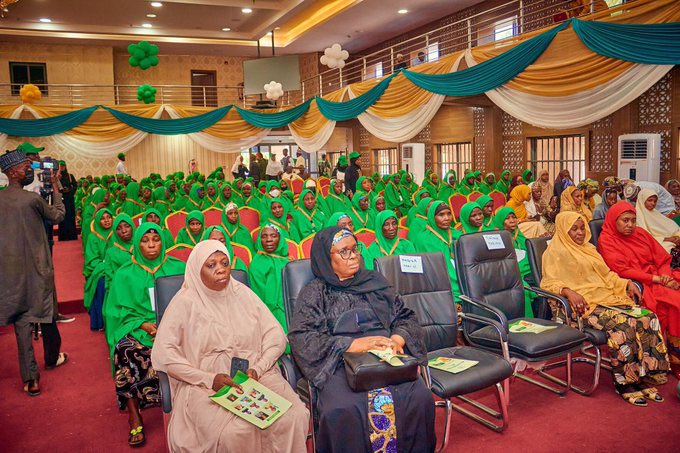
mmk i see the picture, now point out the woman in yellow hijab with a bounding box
[560,186,593,222]
[505,184,548,238]
[541,211,669,406]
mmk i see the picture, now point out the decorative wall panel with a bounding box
[589,115,614,173]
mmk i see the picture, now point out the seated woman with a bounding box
[599,202,680,379]
[221,202,254,251]
[495,170,511,195]
[348,192,375,231]
[541,212,669,406]
[151,240,308,452]
[104,223,186,446]
[262,198,301,242]
[175,210,205,246]
[420,171,440,197]
[289,227,435,452]
[635,189,680,253]
[437,170,458,202]
[186,184,206,211]
[325,179,351,215]
[292,189,327,239]
[83,208,113,330]
[325,212,355,231]
[242,181,264,212]
[459,201,494,234]
[218,182,243,209]
[143,208,175,247]
[203,181,220,208]
[120,182,145,218]
[152,187,171,218]
[249,225,291,332]
[506,185,548,238]
[560,186,593,222]
[384,173,411,216]
[476,194,495,229]
[356,175,376,203]
[407,197,434,242]
[371,195,387,219]
[201,225,248,272]
[592,187,619,221]
[364,210,416,270]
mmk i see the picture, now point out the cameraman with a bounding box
[0,149,70,397]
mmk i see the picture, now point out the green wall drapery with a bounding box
[103,106,229,134]
[0,106,97,137]
[234,98,312,129]
[316,73,397,121]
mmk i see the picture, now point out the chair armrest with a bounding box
[458,295,508,328]
[527,286,574,320]
[278,354,299,390]
[459,312,511,362]
[157,371,172,414]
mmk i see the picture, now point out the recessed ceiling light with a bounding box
[39,18,52,23]
[146,13,157,18]
[398,9,408,14]
[242,7,252,13]
[142,23,153,28]
[266,31,272,36]
[151,2,163,7]
[221,27,231,32]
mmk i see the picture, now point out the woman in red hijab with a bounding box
[598,201,680,379]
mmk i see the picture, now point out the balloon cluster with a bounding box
[128,41,159,70]
[19,84,42,104]
[137,84,157,104]
[264,81,283,101]
[320,43,349,69]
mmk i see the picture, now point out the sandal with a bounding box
[641,387,664,403]
[128,426,145,448]
[642,373,667,386]
[615,384,647,407]
[23,379,40,397]
[45,352,69,370]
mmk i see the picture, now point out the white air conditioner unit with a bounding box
[401,143,426,184]
[617,133,661,183]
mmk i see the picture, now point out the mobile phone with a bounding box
[230,357,250,378]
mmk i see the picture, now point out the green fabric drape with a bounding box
[402,20,570,96]
[102,106,229,134]
[234,99,313,129]
[572,18,680,65]
[0,105,97,137]
[316,73,397,121]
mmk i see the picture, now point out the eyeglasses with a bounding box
[332,245,361,260]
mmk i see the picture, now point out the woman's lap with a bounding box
[114,334,159,409]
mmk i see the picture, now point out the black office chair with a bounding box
[454,231,587,402]
[375,253,513,451]
[589,219,604,246]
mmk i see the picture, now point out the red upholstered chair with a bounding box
[286,239,301,260]
[398,228,409,240]
[132,213,144,227]
[468,191,483,202]
[355,229,376,248]
[299,234,315,259]
[166,243,193,262]
[398,216,408,229]
[318,177,331,195]
[250,226,260,243]
[202,207,222,227]
[489,191,507,211]
[165,211,188,239]
[238,207,260,231]
[448,194,467,221]
[231,243,252,268]
[290,178,305,195]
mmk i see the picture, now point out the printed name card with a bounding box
[400,255,424,274]
[515,249,527,262]
[148,287,156,312]
[483,234,505,250]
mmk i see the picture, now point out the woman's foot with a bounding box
[127,405,145,448]
[639,383,664,403]
[23,379,40,397]
[615,384,647,407]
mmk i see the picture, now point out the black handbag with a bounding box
[342,351,419,392]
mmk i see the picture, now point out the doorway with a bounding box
[191,70,218,107]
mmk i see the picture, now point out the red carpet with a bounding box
[53,239,85,315]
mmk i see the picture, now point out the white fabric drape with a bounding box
[288,117,336,153]
[164,105,270,153]
[465,50,674,129]
[0,105,27,149]
[349,54,463,143]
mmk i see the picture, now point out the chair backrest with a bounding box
[290,178,305,195]
[398,216,408,229]
[202,207,222,227]
[231,243,252,267]
[231,269,250,287]
[165,212,188,239]
[238,207,260,231]
[355,229,376,248]
[318,177,331,196]
[397,228,409,240]
[132,213,144,227]
[166,244,193,262]
[468,191,482,202]
[455,231,525,332]
[281,259,314,324]
[286,239,301,260]
[250,226,260,243]
[375,253,458,352]
[299,234,314,259]
[489,191,507,211]
[589,219,604,247]
[448,194,467,220]
[525,236,551,288]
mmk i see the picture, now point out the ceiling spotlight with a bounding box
[142,23,153,28]
[151,2,163,7]
[146,13,157,18]
[39,18,52,23]
[266,31,272,36]
[221,27,231,31]
[398,9,408,14]
[242,7,252,13]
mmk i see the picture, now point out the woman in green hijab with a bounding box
[104,222,185,446]
[200,225,248,272]
[249,224,290,333]
[220,202,254,251]
[120,182,145,218]
[324,179,351,215]
[476,194,496,229]
[371,172,386,193]
[384,173,411,216]
[217,182,243,209]
[186,184,205,211]
[324,212,354,231]
[103,214,135,289]
[457,172,478,197]
[364,210,416,270]
[356,176,376,203]
[175,210,205,245]
[421,171,441,198]
[522,169,535,184]
[407,196,434,242]
[203,181,220,208]
[493,207,535,317]
[143,208,175,247]
[495,170,512,195]
[459,201,495,234]
[261,197,301,242]
[406,188,432,226]
[479,173,496,195]
[413,200,462,299]
[348,192,374,231]
[82,188,110,247]
[151,186,171,218]
[241,181,264,212]
[293,189,328,239]
[371,195,387,227]
[437,170,458,203]
[83,208,114,328]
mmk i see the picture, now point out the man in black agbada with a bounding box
[344,151,362,195]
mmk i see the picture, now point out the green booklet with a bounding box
[369,348,408,366]
[210,371,292,430]
[428,357,479,374]
[509,320,558,334]
[602,305,651,318]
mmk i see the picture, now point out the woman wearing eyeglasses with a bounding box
[289,226,435,453]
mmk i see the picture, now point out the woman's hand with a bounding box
[211,373,243,393]
[561,288,588,317]
[246,369,259,381]
[626,281,642,302]
[655,274,680,290]
[664,236,680,245]
[389,335,406,354]
[140,322,157,337]
[346,336,394,353]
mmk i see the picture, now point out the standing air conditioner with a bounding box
[617,133,661,183]
[401,143,426,184]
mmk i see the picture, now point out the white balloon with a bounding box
[340,50,349,60]
[320,55,328,65]
[327,59,338,68]
[324,48,333,57]
[331,43,341,53]
[337,60,345,69]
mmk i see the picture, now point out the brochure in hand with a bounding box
[603,305,651,318]
[369,348,408,366]
[428,357,479,374]
[209,371,291,430]
[509,320,558,334]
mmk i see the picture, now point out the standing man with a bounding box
[58,160,78,241]
[266,154,283,181]
[318,153,332,178]
[280,148,291,173]
[257,152,268,183]
[0,149,70,397]
[294,150,306,176]
[116,153,128,176]
[17,142,45,194]
[248,152,260,184]
[344,151,362,195]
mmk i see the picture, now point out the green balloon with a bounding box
[129,56,139,67]
[149,56,159,66]
[133,49,145,60]
[127,43,136,53]
[139,58,151,70]
[148,45,159,56]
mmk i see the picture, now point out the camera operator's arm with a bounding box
[37,170,65,223]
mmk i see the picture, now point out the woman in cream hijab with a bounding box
[505,184,548,238]
[635,188,680,253]
[151,240,308,452]
[541,212,669,406]
[560,186,593,222]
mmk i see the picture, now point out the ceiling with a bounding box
[0,0,482,56]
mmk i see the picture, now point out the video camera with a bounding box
[36,156,59,198]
